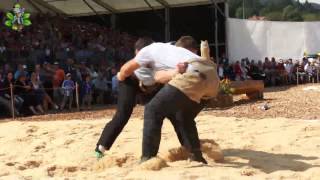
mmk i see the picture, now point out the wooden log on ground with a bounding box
[230,80,264,100]
[206,94,233,108]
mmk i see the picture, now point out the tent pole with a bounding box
[165,8,170,42]
[214,1,219,63]
[224,0,229,58]
[111,14,116,29]
[31,0,67,16]
[26,0,43,13]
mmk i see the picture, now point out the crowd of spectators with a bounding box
[217,55,320,86]
[0,14,136,117]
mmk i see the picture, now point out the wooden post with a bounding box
[317,68,319,83]
[296,68,299,85]
[76,82,80,111]
[10,83,15,120]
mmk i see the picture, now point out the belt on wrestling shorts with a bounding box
[139,82,163,94]
[130,74,162,94]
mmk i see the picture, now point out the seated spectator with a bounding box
[15,73,44,115]
[233,61,242,81]
[304,61,317,82]
[29,72,59,111]
[224,63,235,80]
[277,59,287,84]
[284,59,294,83]
[221,53,229,66]
[81,75,93,110]
[240,59,248,80]
[2,72,23,114]
[92,72,109,104]
[218,64,224,80]
[14,64,28,80]
[52,62,65,105]
[0,43,7,64]
[295,61,307,84]
[60,73,75,110]
[269,57,278,86]
[0,73,13,116]
[248,60,265,80]
[257,60,264,72]
[39,62,54,102]
[78,61,91,80]
[64,58,81,82]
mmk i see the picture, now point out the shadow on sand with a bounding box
[222,149,319,173]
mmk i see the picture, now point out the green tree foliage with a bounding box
[229,0,320,21]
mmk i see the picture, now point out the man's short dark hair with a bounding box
[135,37,154,51]
[175,36,198,50]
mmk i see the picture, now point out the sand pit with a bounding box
[1,115,320,179]
[1,85,320,179]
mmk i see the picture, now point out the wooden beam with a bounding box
[31,0,67,15]
[26,0,43,13]
[155,0,170,8]
[91,0,118,14]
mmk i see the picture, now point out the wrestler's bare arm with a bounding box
[154,62,188,84]
[154,70,179,84]
[117,59,140,81]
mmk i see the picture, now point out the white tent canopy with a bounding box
[1,0,227,59]
[0,0,222,16]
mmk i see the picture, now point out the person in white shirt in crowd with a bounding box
[304,59,317,82]
[284,59,294,83]
[240,59,248,80]
[92,72,109,104]
[218,63,224,80]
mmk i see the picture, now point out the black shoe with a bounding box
[190,154,208,164]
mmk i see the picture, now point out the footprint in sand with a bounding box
[34,142,47,152]
[24,161,41,168]
[47,165,79,177]
[26,125,39,134]
[17,166,27,171]
[63,166,78,173]
[5,162,17,166]
[63,139,75,146]
[47,166,57,177]
[17,161,41,171]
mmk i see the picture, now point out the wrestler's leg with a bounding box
[96,77,139,152]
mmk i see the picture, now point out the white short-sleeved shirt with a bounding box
[134,43,200,86]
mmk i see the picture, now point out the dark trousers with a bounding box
[96,77,186,150]
[142,84,203,158]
